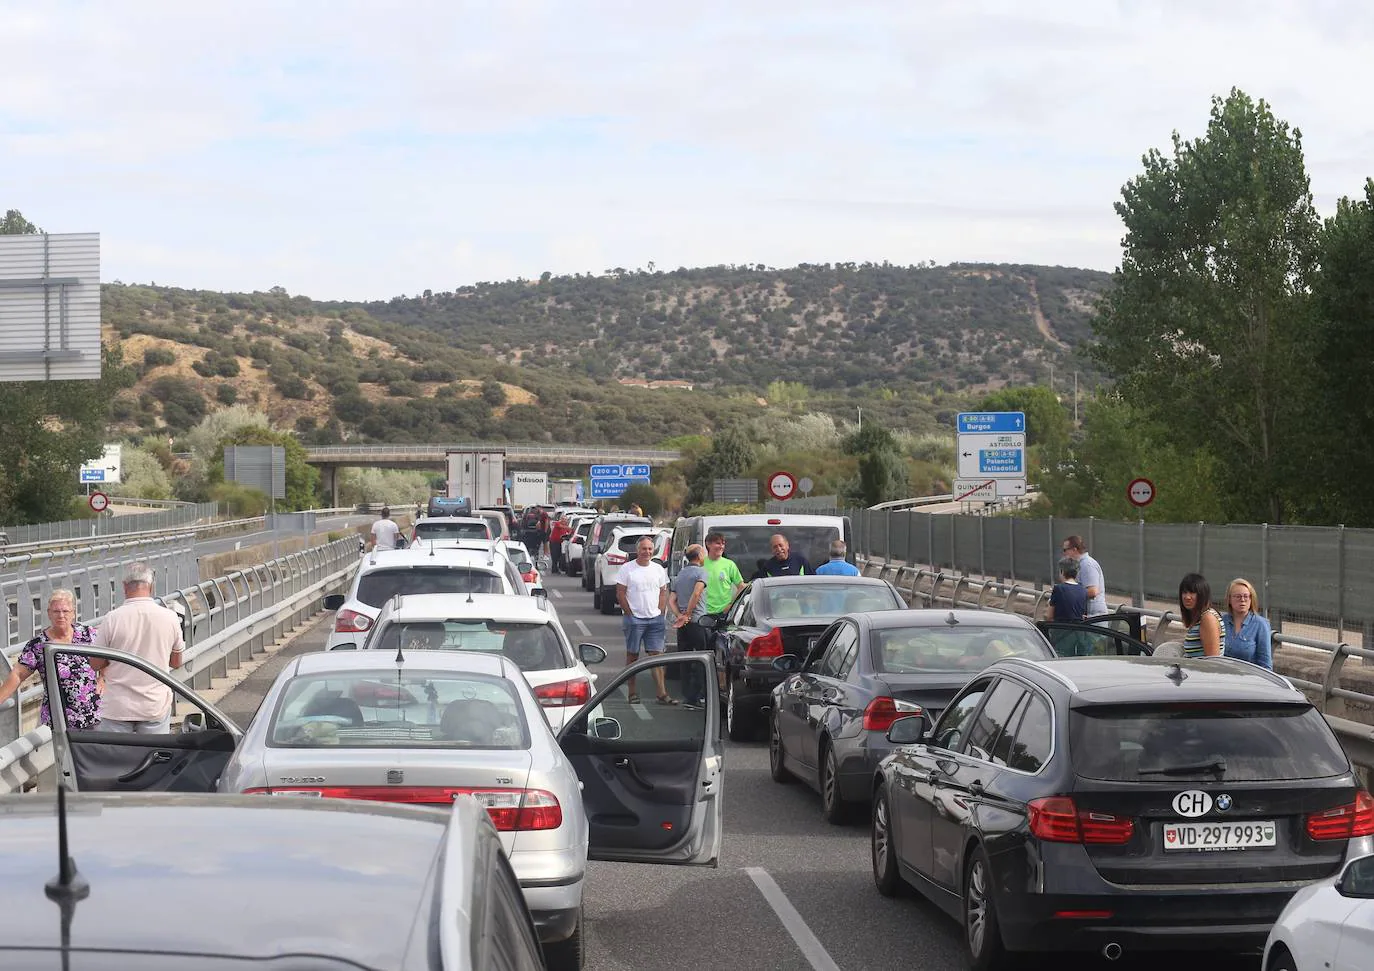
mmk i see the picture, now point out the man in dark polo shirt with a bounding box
[756,533,811,578]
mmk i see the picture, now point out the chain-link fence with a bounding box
[1,501,219,546]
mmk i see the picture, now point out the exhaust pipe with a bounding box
[1102,942,1122,961]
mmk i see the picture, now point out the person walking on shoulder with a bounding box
[93,563,185,733]
[813,539,859,576]
[618,536,676,705]
[1221,577,1273,670]
[370,507,400,552]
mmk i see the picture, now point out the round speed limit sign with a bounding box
[88,491,110,513]
[1127,477,1156,508]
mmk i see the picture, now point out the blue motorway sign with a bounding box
[590,464,622,478]
[957,412,1025,434]
[622,464,650,478]
[590,477,643,499]
[591,463,651,479]
[979,449,1023,474]
[80,468,106,483]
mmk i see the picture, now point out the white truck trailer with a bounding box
[445,449,506,508]
[510,470,549,509]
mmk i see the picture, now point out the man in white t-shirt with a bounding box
[616,535,675,705]
[370,507,401,551]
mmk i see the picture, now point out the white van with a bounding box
[668,514,852,581]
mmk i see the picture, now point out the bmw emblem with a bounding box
[1215,794,1232,812]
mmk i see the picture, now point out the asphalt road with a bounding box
[192,512,370,559]
[218,565,1265,971]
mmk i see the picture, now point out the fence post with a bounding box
[927,514,935,570]
[1337,524,1346,640]
[1008,518,1016,583]
[1047,516,1055,583]
[1197,521,1205,573]
[907,513,915,567]
[885,509,893,561]
[1136,518,1145,608]
[978,515,985,577]
[1262,524,1276,634]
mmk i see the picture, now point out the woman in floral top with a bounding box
[0,588,101,728]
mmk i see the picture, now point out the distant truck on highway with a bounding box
[510,470,549,509]
[550,478,581,505]
[445,449,506,509]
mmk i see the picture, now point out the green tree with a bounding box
[1311,180,1374,524]
[617,481,662,517]
[0,209,40,234]
[1091,89,1320,523]
[855,448,909,507]
[687,427,756,505]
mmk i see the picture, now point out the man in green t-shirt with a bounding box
[702,532,745,615]
[701,532,744,693]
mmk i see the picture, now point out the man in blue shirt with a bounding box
[814,539,859,576]
[757,534,812,578]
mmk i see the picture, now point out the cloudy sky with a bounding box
[2,1,1371,300]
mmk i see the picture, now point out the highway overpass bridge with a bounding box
[304,443,682,505]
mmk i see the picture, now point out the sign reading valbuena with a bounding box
[589,462,651,500]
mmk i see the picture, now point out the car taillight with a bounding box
[1306,791,1374,841]
[534,677,592,708]
[745,629,784,658]
[241,787,563,830]
[334,608,373,633]
[606,553,628,565]
[862,696,922,732]
[1028,797,1133,845]
[521,571,537,583]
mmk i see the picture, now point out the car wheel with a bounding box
[1266,946,1297,971]
[542,908,585,971]
[964,847,1009,971]
[598,587,618,615]
[591,586,601,610]
[872,786,905,896]
[769,712,793,783]
[726,679,752,742]
[819,740,852,824]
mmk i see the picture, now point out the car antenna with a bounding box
[945,611,960,626]
[46,782,90,971]
[394,641,409,723]
[1166,662,1188,684]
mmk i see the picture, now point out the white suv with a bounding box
[592,526,671,615]
[322,545,528,652]
[349,592,606,730]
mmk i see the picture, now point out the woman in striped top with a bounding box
[1178,573,1223,659]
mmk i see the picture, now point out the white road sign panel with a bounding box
[995,478,1027,497]
[956,432,1025,479]
[954,479,997,502]
[78,444,122,485]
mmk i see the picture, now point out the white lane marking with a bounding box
[745,867,843,971]
[550,588,563,599]
[631,699,652,720]
[574,619,590,637]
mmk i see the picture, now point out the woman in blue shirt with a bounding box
[1220,577,1273,670]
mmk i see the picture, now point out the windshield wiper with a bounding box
[1138,757,1227,776]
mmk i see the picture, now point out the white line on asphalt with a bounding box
[574,619,590,637]
[745,867,843,971]
[550,588,563,599]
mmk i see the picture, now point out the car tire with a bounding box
[598,587,618,615]
[768,712,793,783]
[591,586,601,610]
[819,740,852,825]
[726,679,753,742]
[963,847,1010,971]
[872,786,905,897]
[542,909,585,971]
[1266,946,1297,971]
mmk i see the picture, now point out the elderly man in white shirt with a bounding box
[93,562,185,733]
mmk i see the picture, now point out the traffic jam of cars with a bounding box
[9,507,1374,970]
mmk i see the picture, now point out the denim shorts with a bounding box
[623,614,666,656]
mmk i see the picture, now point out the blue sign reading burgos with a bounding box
[957,412,1025,434]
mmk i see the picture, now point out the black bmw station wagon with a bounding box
[869,655,1374,969]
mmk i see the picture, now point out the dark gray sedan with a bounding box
[769,609,1055,823]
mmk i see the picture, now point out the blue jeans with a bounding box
[623,614,666,658]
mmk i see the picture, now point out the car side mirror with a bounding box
[698,614,721,632]
[181,712,207,733]
[886,715,926,745]
[323,594,345,611]
[578,643,608,665]
[330,641,358,651]
[1338,855,1374,898]
[586,544,600,556]
[772,655,800,672]
[518,561,534,574]
[590,716,622,741]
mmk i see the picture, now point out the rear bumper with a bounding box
[510,843,585,940]
[998,894,1285,954]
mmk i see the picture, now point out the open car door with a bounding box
[42,644,242,793]
[1036,617,1152,658]
[557,650,722,866]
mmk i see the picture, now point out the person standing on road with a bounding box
[1178,573,1223,659]
[370,507,400,552]
[814,539,859,576]
[702,533,744,615]
[670,544,709,708]
[548,513,571,574]
[1061,535,1106,616]
[1047,557,1088,623]
[93,563,184,733]
[1221,577,1273,669]
[617,536,676,705]
[757,533,811,579]
[0,589,101,730]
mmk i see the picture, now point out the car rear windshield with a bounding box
[374,621,566,671]
[712,526,840,577]
[871,625,1051,673]
[616,531,667,554]
[760,583,900,619]
[415,521,491,541]
[269,671,529,749]
[1070,704,1351,782]
[356,567,504,607]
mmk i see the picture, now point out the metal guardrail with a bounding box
[1,501,220,547]
[0,534,361,791]
[860,555,1374,785]
[0,515,269,562]
[305,443,682,465]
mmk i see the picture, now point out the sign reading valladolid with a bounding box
[955,412,1026,498]
[0,232,102,382]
